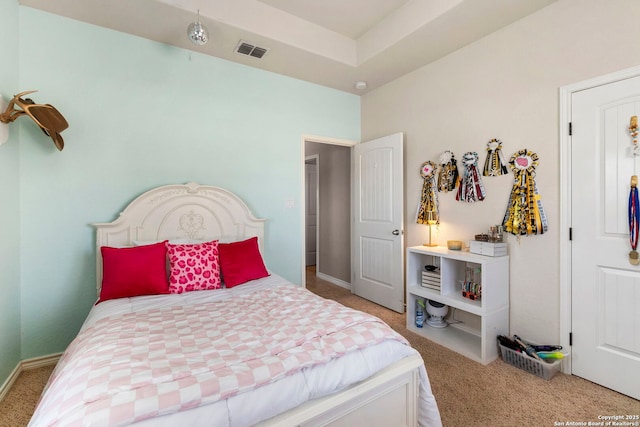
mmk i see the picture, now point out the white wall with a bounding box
[362,0,640,343]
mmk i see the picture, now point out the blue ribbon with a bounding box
[629,186,639,250]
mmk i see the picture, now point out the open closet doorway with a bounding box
[303,137,354,290]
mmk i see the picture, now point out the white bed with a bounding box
[29,182,441,427]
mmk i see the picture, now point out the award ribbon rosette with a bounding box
[483,138,508,177]
[628,116,639,264]
[502,149,548,236]
[456,151,486,203]
[628,176,639,265]
[417,160,439,224]
[437,150,459,193]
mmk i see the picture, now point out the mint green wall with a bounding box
[18,8,360,360]
[0,0,22,386]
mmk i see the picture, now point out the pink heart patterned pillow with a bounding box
[167,240,221,293]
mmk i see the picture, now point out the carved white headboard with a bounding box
[93,182,266,294]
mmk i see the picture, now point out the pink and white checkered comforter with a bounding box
[29,282,414,427]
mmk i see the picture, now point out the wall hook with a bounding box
[0,95,8,145]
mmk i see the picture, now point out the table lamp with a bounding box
[423,210,437,247]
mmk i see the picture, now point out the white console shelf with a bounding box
[406,245,509,365]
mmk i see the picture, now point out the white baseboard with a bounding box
[0,353,61,402]
[21,353,62,370]
[0,363,21,403]
[316,271,352,291]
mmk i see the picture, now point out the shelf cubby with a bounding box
[406,245,509,365]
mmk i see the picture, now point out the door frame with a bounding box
[305,155,319,269]
[559,64,640,375]
[300,134,357,287]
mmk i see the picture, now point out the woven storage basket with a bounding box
[499,344,561,380]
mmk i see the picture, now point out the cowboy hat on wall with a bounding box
[0,90,69,150]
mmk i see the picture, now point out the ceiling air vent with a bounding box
[235,40,269,59]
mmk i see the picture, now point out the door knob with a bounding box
[392,229,400,236]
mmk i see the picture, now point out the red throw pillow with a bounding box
[219,236,269,288]
[167,240,221,293]
[99,241,169,303]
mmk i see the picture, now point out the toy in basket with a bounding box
[497,335,564,380]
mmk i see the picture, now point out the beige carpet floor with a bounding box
[2,269,638,426]
[305,269,640,426]
[0,365,54,427]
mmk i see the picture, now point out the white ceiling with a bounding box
[19,0,556,94]
[257,0,412,39]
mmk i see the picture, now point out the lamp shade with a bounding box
[426,210,437,225]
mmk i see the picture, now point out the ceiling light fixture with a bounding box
[187,10,209,46]
[355,81,367,91]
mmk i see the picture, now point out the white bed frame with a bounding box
[93,182,266,293]
[93,182,424,427]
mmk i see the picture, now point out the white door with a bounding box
[352,133,404,313]
[571,75,640,399]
